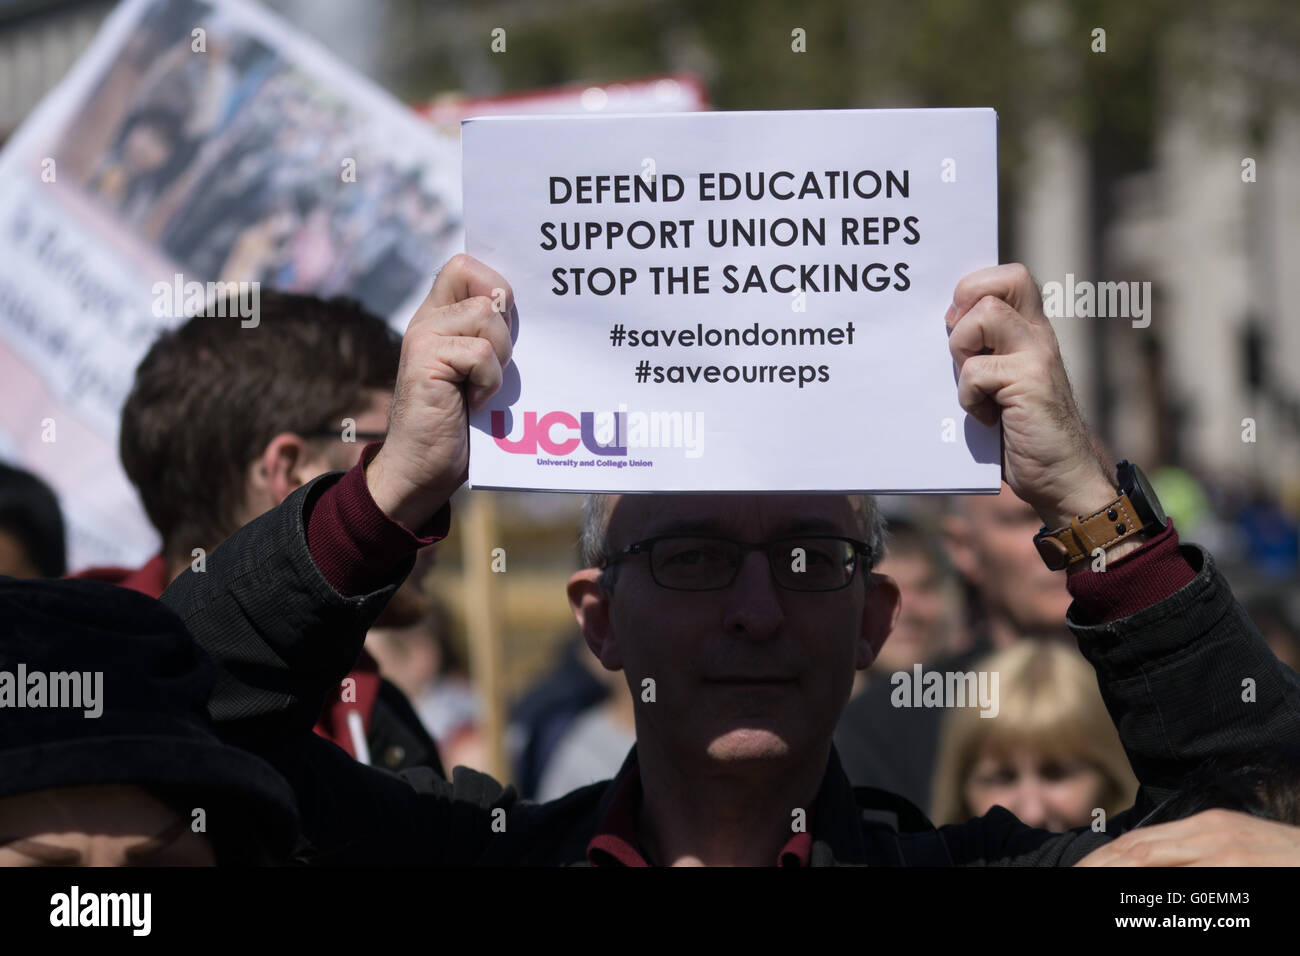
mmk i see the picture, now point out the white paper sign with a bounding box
[463,108,1001,493]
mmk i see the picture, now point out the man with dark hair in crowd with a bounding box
[163,256,1300,865]
[1136,745,1300,828]
[0,462,67,579]
[76,291,444,776]
[0,577,299,866]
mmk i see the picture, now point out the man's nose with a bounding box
[722,550,785,641]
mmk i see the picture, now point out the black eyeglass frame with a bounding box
[601,533,875,592]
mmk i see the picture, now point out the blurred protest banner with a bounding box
[463,108,1001,494]
[0,0,462,570]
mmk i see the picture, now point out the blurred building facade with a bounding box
[0,0,111,135]
[1018,20,1300,520]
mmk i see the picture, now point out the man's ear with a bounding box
[250,432,335,509]
[942,511,982,588]
[567,568,622,670]
[857,572,901,669]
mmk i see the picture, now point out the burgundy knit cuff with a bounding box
[306,442,451,596]
[1066,519,1196,625]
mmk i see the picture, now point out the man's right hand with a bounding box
[366,254,515,528]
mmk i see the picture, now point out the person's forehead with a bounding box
[607,493,860,543]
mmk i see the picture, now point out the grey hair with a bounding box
[580,494,616,570]
[580,493,888,588]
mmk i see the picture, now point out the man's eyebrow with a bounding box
[0,836,83,865]
[0,816,192,864]
[123,816,193,862]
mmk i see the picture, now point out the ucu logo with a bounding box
[491,406,706,459]
[491,410,627,456]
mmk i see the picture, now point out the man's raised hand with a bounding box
[946,263,1115,530]
[366,254,514,528]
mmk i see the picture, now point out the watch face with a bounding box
[1131,465,1167,530]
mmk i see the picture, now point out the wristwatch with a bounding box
[1033,460,1168,570]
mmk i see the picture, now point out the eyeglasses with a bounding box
[603,534,873,592]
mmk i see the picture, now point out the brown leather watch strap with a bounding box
[1034,493,1144,570]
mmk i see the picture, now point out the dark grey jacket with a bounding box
[162,473,1300,866]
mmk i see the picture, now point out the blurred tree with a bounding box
[380,0,1299,253]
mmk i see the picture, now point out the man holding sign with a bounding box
[164,252,1300,866]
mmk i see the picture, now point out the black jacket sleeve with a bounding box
[939,543,1300,865]
[161,473,512,864]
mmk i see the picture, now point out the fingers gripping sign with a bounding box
[367,254,516,528]
[944,264,1114,530]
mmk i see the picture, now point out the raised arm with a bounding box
[933,265,1300,865]
[160,254,519,863]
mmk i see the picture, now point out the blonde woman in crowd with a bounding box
[931,640,1138,832]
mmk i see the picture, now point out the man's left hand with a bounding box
[947,263,1115,529]
[1075,809,1300,866]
